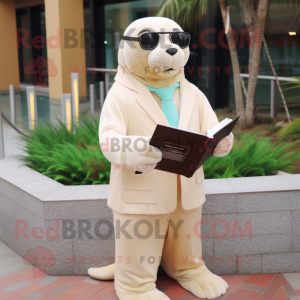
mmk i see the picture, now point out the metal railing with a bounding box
[87,68,117,113]
[240,74,299,118]
[0,73,82,159]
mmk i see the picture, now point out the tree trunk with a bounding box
[219,0,247,129]
[245,0,268,126]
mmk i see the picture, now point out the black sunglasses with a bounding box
[122,31,191,50]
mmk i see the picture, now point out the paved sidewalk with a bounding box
[1,122,26,158]
[0,266,300,300]
[0,241,31,278]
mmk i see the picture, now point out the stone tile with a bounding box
[214,233,292,257]
[0,240,31,277]
[292,211,300,233]
[213,255,237,275]
[18,239,32,258]
[201,214,214,239]
[238,234,292,255]
[214,237,237,256]
[46,239,73,260]
[204,194,236,215]
[83,277,100,285]
[44,200,113,219]
[45,260,74,276]
[202,256,214,273]
[0,168,47,185]
[237,255,262,274]
[227,174,300,193]
[73,239,115,261]
[26,291,45,299]
[48,284,72,296]
[262,253,300,273]
[15,204,45,237]
[36,276,59,286]
[45,218,115,241]
[292,234,300,252]
[0,192,17,217]
[1,225,20,254]
[0,208,15,234]
[13,188,44,219]
[0,223,4,241]
[283,273,300,290]
[202,238,213,257]
[236,211,291,235]
[0,178,17,202]
[19,235,46,255]
[287,297,300,300]
[0,159,28,176]
[204,178,236,195]
[16,178,62,200]
[212,214,237,238]
[236,192,300,213]
[3,280,31,292]
[43,184,109,201]
[74,263,98,275]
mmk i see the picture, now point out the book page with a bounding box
[207,118,232,137]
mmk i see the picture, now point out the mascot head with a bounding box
[118,17,190,88]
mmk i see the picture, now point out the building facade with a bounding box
[0,0,299,112]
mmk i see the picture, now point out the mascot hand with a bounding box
[124,136,162,172]
[213,132,234,157]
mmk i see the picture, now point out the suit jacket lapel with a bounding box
[136,84,169,126]
[178,78,194,130]
[115,70,169,127]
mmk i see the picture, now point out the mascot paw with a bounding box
[88,263,115,280]
[177,266,228,299]
[116,288,170,300]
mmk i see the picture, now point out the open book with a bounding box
[137,116,239,178]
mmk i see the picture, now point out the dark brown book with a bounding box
[136,116,239,178]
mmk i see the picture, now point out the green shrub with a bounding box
[18,116,111,185]
[204,133,300,179]
[268,125,281,135]
[275,118,300,142]
[18,118,300,184]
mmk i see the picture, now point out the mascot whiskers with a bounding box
[88,17,234,300]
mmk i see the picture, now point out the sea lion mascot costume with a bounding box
[89,17,234,300]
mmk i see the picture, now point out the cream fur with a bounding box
[118,17,189,88]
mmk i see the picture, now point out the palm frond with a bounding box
[157,0,216,30]
[275,118,300,141]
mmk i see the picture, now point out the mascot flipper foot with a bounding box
[116,288,170,300]
[88,264,115,280]
[177,266,228,299]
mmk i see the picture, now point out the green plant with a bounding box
[267,125,281,135]
[281,77,300,101]
[254,115,274,125]
[18,120,300,184]
[204,133,300,178]
[17,116,111,185]
[275,118,300,142]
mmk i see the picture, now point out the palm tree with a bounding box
[157,0,299,127]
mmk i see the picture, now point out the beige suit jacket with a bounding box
[99,71,219,215]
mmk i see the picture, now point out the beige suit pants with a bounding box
[113,175,205,294]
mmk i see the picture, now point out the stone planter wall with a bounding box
[0,158,299,276]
